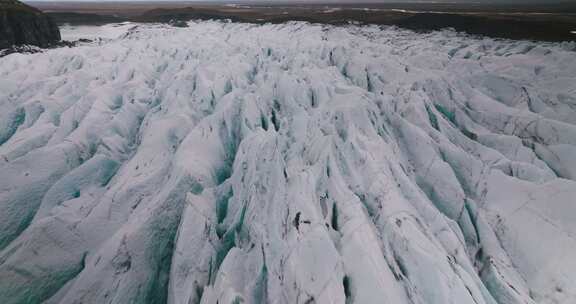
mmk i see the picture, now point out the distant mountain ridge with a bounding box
[0,0,60,49]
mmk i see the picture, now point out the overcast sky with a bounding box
[22,0,575,2]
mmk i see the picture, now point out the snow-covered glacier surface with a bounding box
[1,21,576,304]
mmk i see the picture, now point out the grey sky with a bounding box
[22,0,576,3]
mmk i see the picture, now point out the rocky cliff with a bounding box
[0,0,60,49]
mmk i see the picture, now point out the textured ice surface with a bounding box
[1,21,576,304]
[60,22,137,41]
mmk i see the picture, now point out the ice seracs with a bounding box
[0,21,575,304]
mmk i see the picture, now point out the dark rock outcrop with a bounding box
[47,12,125,26]
[0,0,60,49]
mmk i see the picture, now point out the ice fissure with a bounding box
[1,21,575,304]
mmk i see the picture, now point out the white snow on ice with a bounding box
[60,22,136,41]
[1,21,576,304]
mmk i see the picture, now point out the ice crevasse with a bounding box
[0,21,576,304]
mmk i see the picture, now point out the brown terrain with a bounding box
[25,1,576,42]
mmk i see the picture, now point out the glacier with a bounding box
[1,21,576,304]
